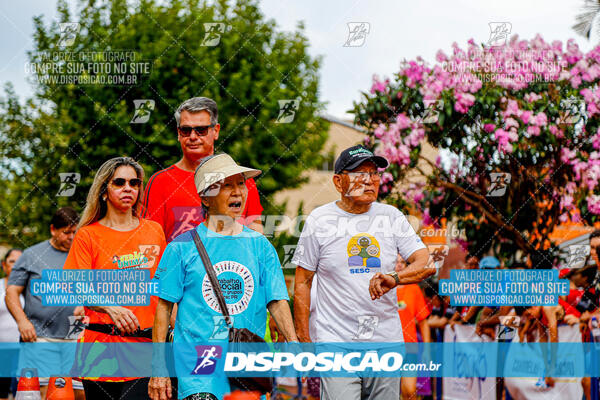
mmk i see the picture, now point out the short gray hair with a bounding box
[174,97,218,127]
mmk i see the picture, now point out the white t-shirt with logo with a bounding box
[293,201,426,342]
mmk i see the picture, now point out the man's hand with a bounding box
[18,319,37,342]
[73,306,85,316]
[104,306,140,334]
[148,376,172,400]
[563,314,579,326]
[369,272,396,300]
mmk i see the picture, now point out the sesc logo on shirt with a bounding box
[347,233,381,274]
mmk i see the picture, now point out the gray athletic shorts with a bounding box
[320,376,400,400]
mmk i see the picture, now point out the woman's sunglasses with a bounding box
[110,178,142,188]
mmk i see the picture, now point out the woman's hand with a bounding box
[149,377,172,400]
[104,306,140,334]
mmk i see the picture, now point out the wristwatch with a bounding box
[387,271,400,286]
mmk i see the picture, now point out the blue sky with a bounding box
[0,0,596,118]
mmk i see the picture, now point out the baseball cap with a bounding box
[334,145,389,174]
[194,153,261,194]
[479,256,501,269]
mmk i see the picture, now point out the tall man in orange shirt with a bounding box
[143,97,263,242]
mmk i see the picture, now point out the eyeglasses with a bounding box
[110,178,142,188]
[178,124,216,137]
[340,171,382,182]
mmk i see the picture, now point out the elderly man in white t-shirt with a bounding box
[293,145,433,400]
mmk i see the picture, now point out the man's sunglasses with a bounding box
[110,178,142,188]
[178,124,216,137]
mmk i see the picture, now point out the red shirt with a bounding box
[143,165,263,242]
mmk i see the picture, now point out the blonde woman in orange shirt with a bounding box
[64,157,166,400]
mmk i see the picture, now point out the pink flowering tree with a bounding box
[351,35,600,264]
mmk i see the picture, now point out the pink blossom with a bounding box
[370,74,388,94]
[533,112,548,126]
[422,208,434,225]
[504,117,520,130]
[527,125,541,136]
[395,113,412,130]
[549,125,563,138]
[519,110,532,124]
[560,148,576,164]
[405,128,425,147]
[454,92,475,114]
[374,124,386,139]
[593,129,600,150]
[483,124,496,133]
[397,144,411,166]
[504,99,520,117]
[573,161,588,181]
[381,172,394,184]
[494,128,517,153]
[560,194,574,211]
[524,92,542,103]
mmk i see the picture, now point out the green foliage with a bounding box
[0,0,328,247]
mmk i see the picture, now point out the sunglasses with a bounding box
[110,178,142,188]
[178,124,216,137]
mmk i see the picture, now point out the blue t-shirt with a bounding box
[156,223,289,399]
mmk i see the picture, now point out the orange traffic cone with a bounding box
[224,391,261,400]
[15,368,41,400]
[46,377,74,400]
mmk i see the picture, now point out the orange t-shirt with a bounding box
[63,219,166,380]
[397,284,430,343]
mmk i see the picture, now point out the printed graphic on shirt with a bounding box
[202,261,254,315]
[347,233,381,273]
[171,206,205,241]
[111,245,160,269]
[397,300,407,311]
[353,315,379,340]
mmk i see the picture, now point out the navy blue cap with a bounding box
[334,145,389,174]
